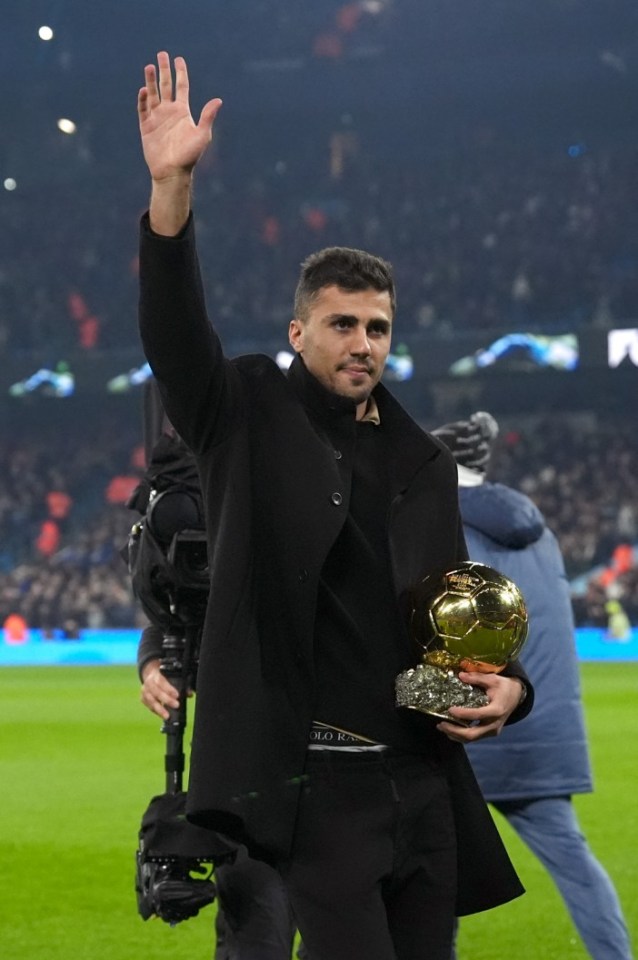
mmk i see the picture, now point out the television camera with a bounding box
[128,508,226,925]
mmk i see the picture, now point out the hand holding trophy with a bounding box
[396,562,528,725]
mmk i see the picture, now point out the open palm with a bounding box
[138,52,222,181]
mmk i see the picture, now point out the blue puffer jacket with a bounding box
[461,482,593,800]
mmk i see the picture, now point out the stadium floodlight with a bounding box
[57,118,77,135]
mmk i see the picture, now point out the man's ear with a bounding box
[288,318,304,353]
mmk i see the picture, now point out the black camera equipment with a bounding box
[132,521,229,925]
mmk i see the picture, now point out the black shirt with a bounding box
[313,418,440,753]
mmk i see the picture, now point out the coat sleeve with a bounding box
[137,622,165,680]
[500,658,534,724]
[138,213,246,456]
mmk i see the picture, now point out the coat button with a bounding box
[331,492,343,506]
[334,450,342,460]
[298,568,308,583]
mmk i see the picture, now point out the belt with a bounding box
[308,721,389,752]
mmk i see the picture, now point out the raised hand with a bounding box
[137,51,222,183]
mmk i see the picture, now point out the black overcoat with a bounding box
[139,215,530,915]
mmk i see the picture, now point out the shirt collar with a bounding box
[360,396,381,425]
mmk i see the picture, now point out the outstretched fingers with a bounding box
[137,51,222,184]
[198,97,223,133]
[174,56,190,103]
[157,50,174,102]
[137,87,149,122]
[137,63,159,127]
[143,62,160,109]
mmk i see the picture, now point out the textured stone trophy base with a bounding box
[395,662,489,724]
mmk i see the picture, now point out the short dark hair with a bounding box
[293,246,396,321]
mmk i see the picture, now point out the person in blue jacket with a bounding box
[434,412,633,960]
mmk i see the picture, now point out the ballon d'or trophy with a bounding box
[396,561,528,725]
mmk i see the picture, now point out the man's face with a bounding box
[288,285,393,416]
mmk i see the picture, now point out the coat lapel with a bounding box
[373,383,443,499]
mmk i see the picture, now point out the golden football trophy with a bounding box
[396,562,528,724]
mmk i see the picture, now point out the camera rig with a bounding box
[130,521,227,925]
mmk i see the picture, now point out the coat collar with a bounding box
[286,355,443,497]
[286,354,357,424]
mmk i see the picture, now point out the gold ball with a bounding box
[410,562,528,670]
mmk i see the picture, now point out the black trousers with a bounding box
[278,750,457,960]
[214,849,297,960]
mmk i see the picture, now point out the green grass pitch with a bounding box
[1,663,636,959]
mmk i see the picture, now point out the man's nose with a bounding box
[350,325,371,355]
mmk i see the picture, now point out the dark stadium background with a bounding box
[1,0,637,662]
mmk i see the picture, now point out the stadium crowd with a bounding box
[2,136,638,362]
[0,416,142,637]
[0,411,636,635]
[490,417,638,632]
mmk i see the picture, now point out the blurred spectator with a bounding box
[3,613,29,644]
